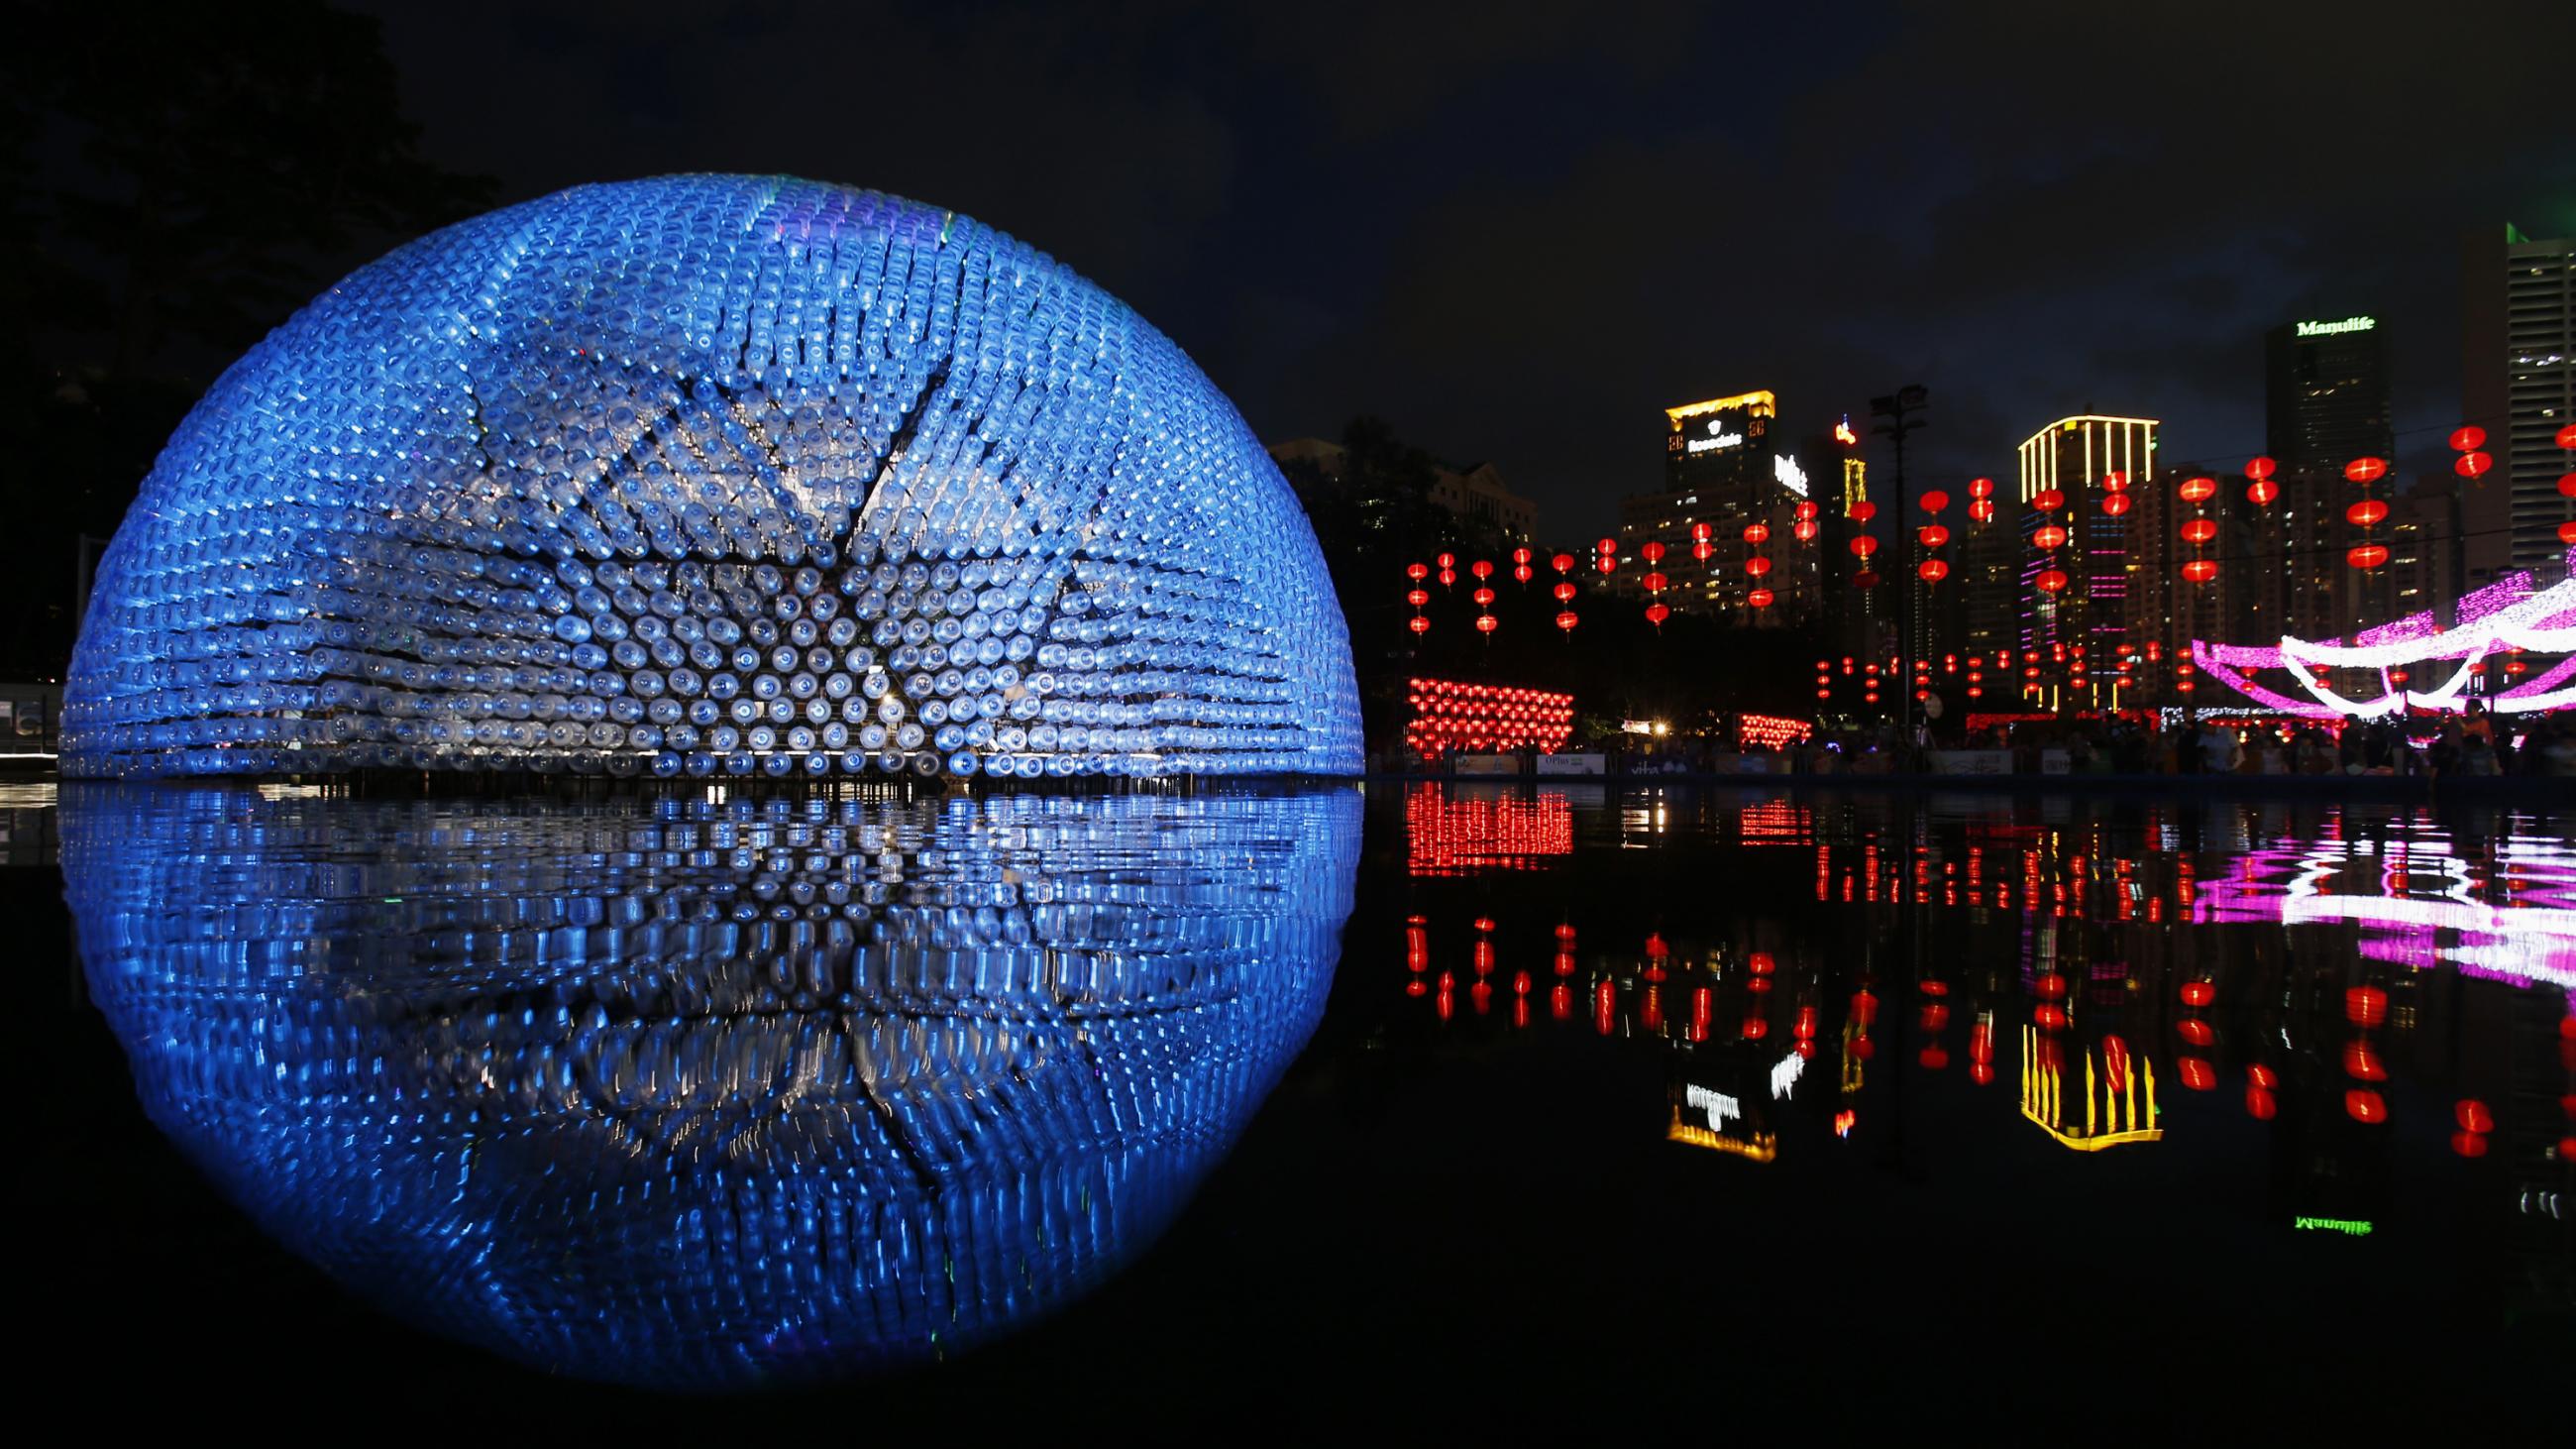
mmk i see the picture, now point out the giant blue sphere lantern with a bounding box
[61,174,1361,779]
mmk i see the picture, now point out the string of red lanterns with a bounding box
[2556,422,2576,547]
[1640,539,1668,627]
[2343,455,2388,570]
[1967,476,1995,525]
[2178,474,2217,584]
[1848,498,1879,589]
[2244,454,2278,507]
[1743,519,1774,609]
[1916,489,1950,585]
[1550,550,1578,634]
[2030,486,2068,596]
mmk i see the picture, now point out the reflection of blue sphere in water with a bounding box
[66,786,1359,1389]
[62,174,1359,780]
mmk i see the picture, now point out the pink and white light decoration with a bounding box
[2193,560,2576,719]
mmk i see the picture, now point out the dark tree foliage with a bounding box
[0,1,493,678]
[1288,416,1828,758]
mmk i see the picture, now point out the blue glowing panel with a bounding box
[62,175,1359,779]
[67,784,1360,1388]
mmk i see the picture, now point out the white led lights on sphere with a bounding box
[62,175,1362,780]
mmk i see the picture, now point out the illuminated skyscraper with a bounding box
[2013,415,2159,711]
[2266,313,2397,638]
[1616,390,1820,623]
[2461,224,2574,581]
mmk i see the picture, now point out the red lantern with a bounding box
[2032,489,2065,511]
[1511,547,1532,565]
[1794,500,1820,521]
[1437,568,1455,587]
[2183,556,2218,580]
[1917,524,1949,548]
[1792,519,1820,541]
[1968,500,1995,523]
[1853,570,1879,589]
[1745,555,1773,577]
[1640,540,1665,564]
[2345,1089,2388,1125]
[1644,602,1669,626]
[1747,589,1773,609]
[1513,563,1533,582]
[2564,472,2576,498]
[1406,589,1430,608]
[1407,562,1429,582]
[2559,519,2576,545]
[1594,554,1616,575]
[2101,471,2129,493]
[1595,537,1617,555]
[1553,581,1576,603]
[1408,615,1431,634]
[1643,571,1668,593]
[1920,490,1950,513]
[1437,552,1456,570]
[1743,522,1771,545]
[2033,524,2069,549]
[2343,456,2388,484]
[2345,499,2388,526]
[1918,558,1949,583]
[2180,519,2217,544]
[2035,569,2069,593]
[2345,987,2388,1026]
[1475,613,1497,634]
[2455,451,2491,479]
[2346,543,2390,569]
[1850,534,1879,558]
[1969,477,1994,500]
[2246,479,2279,505]
[2558,421,2576,449]
[1471,587,1495,607]
[1471,560,1494,581]
[2101,493,2132,516]
[2179,476,2217,502]
[1849,501,1878,523]
[1551,552,1574,573]
[2449,425,2486,452]
[2245,455,2276,481]
[1556,610,1578,632]
[2455,1098,2495,1135]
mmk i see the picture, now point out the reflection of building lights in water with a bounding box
[2019,1026,2164,1152]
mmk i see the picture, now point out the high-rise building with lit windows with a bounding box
[2461,224,2574,581]
[2266,313,2396,640]
[2012,415,2159,711]
[1614,390,1821,624]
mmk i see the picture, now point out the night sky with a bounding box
[351,0,2574,532]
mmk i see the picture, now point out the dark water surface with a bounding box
[23,778,2573,1432]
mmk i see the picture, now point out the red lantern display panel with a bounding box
[1403,678,1576,758]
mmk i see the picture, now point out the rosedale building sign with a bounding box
[2295,315,2376,338]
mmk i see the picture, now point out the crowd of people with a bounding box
[1422,707,2576,779]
